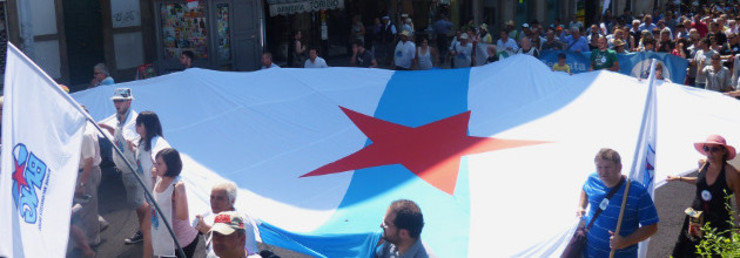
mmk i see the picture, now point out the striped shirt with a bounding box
[582,173,659,258]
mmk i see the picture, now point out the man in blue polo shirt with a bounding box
[576,148,658,257]
[564,27,590,52]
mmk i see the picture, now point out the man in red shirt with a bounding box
[691,14,708,38]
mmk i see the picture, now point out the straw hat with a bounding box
[613,39,625,47]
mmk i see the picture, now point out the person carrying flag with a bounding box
[576,148,658,257]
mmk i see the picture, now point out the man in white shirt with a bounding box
[260,52,280,69]
[450,33,473,68]
[97,88,149,250]
[392,30,416,70]
[304,48,329,68]
[194,182,259,257]
[73,109,104,246]
[496,29,519,57]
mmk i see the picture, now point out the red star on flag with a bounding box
[301,107,548,195]
[12,159,28,193]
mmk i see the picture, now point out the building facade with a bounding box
[0,0,669,90]
[4,0,265,91]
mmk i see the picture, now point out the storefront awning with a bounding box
[268,0,344,17]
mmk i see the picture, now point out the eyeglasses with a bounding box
[703,146,724,152]
[113,99,127,103]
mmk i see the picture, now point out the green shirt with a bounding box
[590,49,617,70]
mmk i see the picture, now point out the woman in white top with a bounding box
[151,148,192,257]
[134,111,170,193]
[129,111,171,258]
[415,37,438,70]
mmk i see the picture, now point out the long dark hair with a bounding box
[136,111,163,151]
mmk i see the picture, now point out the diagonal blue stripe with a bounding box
[314,68,473,257]
[258,68,474,258]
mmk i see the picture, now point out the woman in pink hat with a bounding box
[667,135,740,257]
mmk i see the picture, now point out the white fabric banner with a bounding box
[70,56,740,257]
[0,44,87,257]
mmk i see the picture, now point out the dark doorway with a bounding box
[585,0,598,27]
[63,0,105,90]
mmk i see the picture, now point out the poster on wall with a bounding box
[160,1,209,60]
[216,3,230,62]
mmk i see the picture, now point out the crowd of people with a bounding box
[251,2,740,98]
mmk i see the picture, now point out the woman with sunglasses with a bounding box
[666,135,740,257]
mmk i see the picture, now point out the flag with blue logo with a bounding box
[539,51,689,83]
[0,44,88,257]
[72,55,740,257]
[627,59,659,258]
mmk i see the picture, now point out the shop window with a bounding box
[160,2,209,60]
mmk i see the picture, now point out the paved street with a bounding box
[66,163,309,258]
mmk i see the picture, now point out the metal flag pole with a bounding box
[610,59,658,258]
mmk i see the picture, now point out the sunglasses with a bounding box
[703,146,725,152]
[113,99,127,103]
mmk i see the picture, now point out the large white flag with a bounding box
[0,44,87,257]
[628,59,658,258]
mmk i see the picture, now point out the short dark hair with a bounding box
[156,148,182,177]
[182,50,194,60]
[390,199,424,239]
[557,52,567,59]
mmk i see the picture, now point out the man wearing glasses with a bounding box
[98,88,149,250]
[377,199,435,258]
[89,63,115,89]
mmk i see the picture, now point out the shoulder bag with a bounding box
[561,176,626,258]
